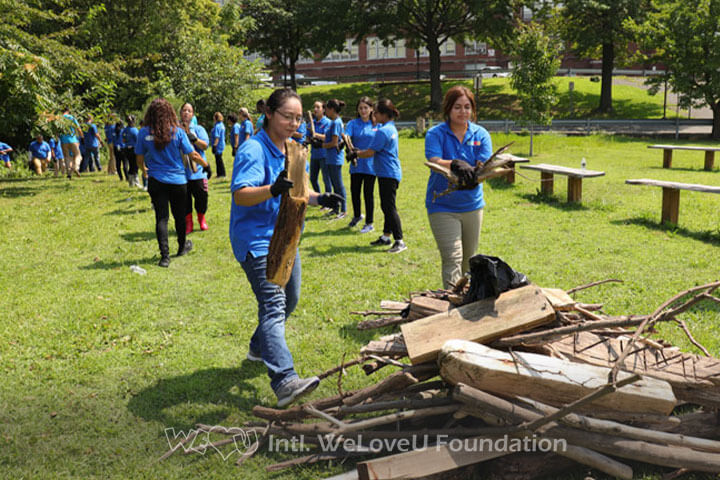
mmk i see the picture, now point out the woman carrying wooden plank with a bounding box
[230,88,342,408]
[425,85,493,288]
[345,96,377,232]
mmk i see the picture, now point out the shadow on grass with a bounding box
[611,217,720,246]
[0,186,44,197]
[120,231,156,242]
[80,256,160,270]
[517,192,589,211]
[487,177,517,190]
[127,366,263,431]
[303,244,383,257]
[646,165,718,173]
[302,226,359,238]
[105,207,151,215]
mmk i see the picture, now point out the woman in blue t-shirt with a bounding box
[424,85,492,288]
[113,121,126,181]
[238,108,253,148]
[210,112,226,178]
[122,115,140,187]
[135,98,203,267]
[230,88,343,407]
[344,96,377,232]
[180,103,210,233]
[321,98,347,218]
[308,101,332,196]
[353,98,406,253]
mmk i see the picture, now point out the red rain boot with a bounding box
[198,213,208,231]
[185,213,193,234]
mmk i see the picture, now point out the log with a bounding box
[439,340,676,415]
[360,333,408,357]
[357,316,406,330]
[541,287,576,311]
[407,296,450,320]
[401,285,555,364]
[342,365,438,406]
[267,140,309,286]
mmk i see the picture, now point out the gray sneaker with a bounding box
[275,376,320,408]
[388,240,407,253]
[246,348,262,362]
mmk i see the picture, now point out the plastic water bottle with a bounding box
[581,157,587,170]
[130,265,147,275]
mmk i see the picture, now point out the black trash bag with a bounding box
[464,254,529,303]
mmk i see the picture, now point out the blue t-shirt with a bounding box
[135,126,193,185]
[84,123,99,148]
[254,114,265,133]
[424,121,493,214]
[122,127,139,150]
[229,129,286,262]
[104,124,114,144]
[292,122,307,144]
[48,138,63,159]
[185,124,209,181]
[369,121,401,181]
[29,140,51,159]
[114,126,124,148]
[239,119,253,147]
[345,118,376,176]
[0,142,12,162]
[211,121,226,154]
[230,122,241,149]
[310,116,331,160]
[324,117,345,166]
[60,114,81,144]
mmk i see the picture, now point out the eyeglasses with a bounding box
[274,110,304,124]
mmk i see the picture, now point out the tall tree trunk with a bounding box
[711,101,720,140]
[427,38,443,112]
[289,57,297,92]
[599,42,614,113]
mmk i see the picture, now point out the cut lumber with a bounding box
[541,287,576,311]
[407,296,450,320]
[439,340,676,415]
[360,333,408,357]
[380,300,409,311]
[401,285,554,364]
[267,140,309,286]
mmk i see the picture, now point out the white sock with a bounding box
[381,235,391,242]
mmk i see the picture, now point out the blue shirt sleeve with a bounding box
[425,127,443,160]
[177,128,194,155]
[474,128,493,164]
[369,126,389,152]
[231,141,266,192]
[135,129,147,154]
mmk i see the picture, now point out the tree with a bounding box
[510,22,561,156]
[630,0,720,139]
[560,0,648,113]
[350,0,518,112]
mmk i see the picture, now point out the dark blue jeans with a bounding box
[241,251,301,392]
[326,164,346,213]
[81,147,101,172]
[309,156,331,193]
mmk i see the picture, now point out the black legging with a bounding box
[148,177,187,257]
[115,146,127,180]
[186,177,208,215]
[125,147,137,175]
[214,152,226,178]
[350,173,375,224]
[378,177,403,240]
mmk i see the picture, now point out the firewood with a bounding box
[357,316,406,330]
[566,278,623,294]
[342,365,438,406]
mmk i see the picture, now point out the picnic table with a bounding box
[647,144,720,171]
[626,178,720,225]
[520,163,605,203]
[495,153,529,184]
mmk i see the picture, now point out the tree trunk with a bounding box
[289,57,297,92]
[428,39,443,112]
[599,42,614,113]
[712,101,720,140]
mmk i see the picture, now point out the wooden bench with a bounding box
[626,178,720,225]
[648,145,720,171]
[520,163,605,203]
[495,153,529,184]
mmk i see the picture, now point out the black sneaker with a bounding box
[275,376,320,408]
[388,240,408,254]
[158,256,170,267]
[176,239,193,257]
[348,215,363,228]
[370,236,392,246]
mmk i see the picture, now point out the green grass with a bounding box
[1,135,719,479]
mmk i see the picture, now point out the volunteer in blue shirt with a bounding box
[238,108,253,147]
[135,98,201,268]
[82,115,103,172]
[320,98,347,218]
[122,115,140,187]
[425,85,492,288]
[0,142,12,169]
[114,121,126,181]
[228,114,241,159]
[308,101,332,196]
[291,120,306,144]
[344,96,376,232]
[210,112,226,178]
[28,133,51,175]
[48,137,64,176]
[354,98,406,253]
[180,103,210,233]
[253,99,266,134]
[230,88,342,408]
[60,107,84,178]
[104,120,117,176]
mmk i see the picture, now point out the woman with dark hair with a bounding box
[114,121,126,181]
[180,103,210,233]
[344,96,376,232]
[228,113,240,159]
[253,99,266,134]
[308,100,331,196]
[210,111,226,178]
[230,88,342,407]
[136,98,202,267]
[122,115,140,187]
[320,98,347,218]
[354,98,406,253]
[425,85,492,288]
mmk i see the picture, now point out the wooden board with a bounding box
[439,340,677,415]
[521,163,605,178]
[626,178,720,194]
[648,144,720,152]
[541,287,576,311]
[401,285,555,365]
[266,141,309,286]
[360,333,408,357]
[407,296,450,320]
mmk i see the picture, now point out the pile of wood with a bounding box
[162,280,720,479]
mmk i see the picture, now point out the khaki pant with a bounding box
[61,142,81,175]
[106,143,116,174]
[30,157,49,174]
[428,208,484,289]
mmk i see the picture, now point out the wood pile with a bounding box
[162,279,720,479]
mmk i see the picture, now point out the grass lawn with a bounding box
[1,133,719,479]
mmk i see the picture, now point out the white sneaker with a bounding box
[360,224,374,234]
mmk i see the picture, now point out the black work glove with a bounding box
[347,148,358,166]
[311,137,323,149]
[317,192,343,211]
[187,130,198,143]
[270,170,294,197]
[450,159,478,190]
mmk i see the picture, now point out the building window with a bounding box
[297,55,315,65]
[322,39,359,62]
[418,38,456,57]
[366,37,406,59]
[464,40,487,56]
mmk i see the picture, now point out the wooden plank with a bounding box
[648,144,720,152]
[360,333,408,357]
[661,187,680,225]
[521,163,605,178]
[626,178,720,194]
[407,296,450,320]
[401,285,555,365]
[440,340,677,415]
[380,300,409,311]
[541,287,575,311]
[705,150,715,171]
[356,438,508,480]
[567,176,582,203]
[266,141,309,286]
[541,171,554,195]
[663,148,673,168]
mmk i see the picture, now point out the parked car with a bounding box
[479,66,510,78]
